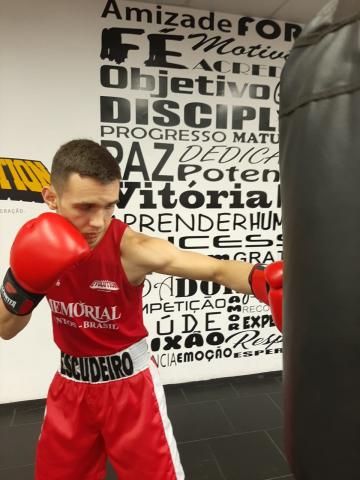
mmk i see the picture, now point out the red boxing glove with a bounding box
[1,213,90,316]
[249,261,283,331]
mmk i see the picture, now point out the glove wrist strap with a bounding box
[1,268,44,316]
[248,263,269,305]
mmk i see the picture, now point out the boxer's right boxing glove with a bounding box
[1,213,90,316]
[249,261,283,331]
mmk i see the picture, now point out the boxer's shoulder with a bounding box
[119,228,153,285]
[120,228,156,260]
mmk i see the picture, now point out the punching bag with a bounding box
[279,1,360,479]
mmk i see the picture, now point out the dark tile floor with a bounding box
[0,371,294,480]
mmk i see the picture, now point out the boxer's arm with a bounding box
[0,298,31,340]
[121,230,283,330]
[121,230,253,294]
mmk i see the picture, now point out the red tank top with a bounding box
[46,219,148,356]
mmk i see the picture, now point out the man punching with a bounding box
[0,139,283,480]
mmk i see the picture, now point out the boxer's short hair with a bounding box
[51,139,121,193]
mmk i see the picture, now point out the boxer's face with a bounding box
[43,173,119,248]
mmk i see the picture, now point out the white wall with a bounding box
[0,0,300,402]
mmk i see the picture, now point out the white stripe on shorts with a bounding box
[149,360,185,480]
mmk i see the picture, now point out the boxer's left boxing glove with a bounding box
[249,261,283,331]
[1,213,90,316]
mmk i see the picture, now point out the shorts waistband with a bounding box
[59,339,150,384]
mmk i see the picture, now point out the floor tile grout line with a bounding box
[171,390,284,407]
[229,381,241,398]
[177,426,279,445]
[177,387,189,405]
[266,393,283,414]
[15,406,45,413]
[0,399,46,410]
[265,475,293,480]
[228,388,283,398]
[204,440,227,480]
[178,382,236,404]
[9,421,44,427]
[169,371,283,392]
[9,408,17,427]
[0,462,35,471]
[215,399,238,433]
[264,429,288,462]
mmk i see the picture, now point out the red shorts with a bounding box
[35,340,184,480]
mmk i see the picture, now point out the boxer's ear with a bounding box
[42,185,58,210]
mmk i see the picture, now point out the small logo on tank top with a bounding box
[90,280,119,292]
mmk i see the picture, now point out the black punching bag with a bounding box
[279,1,360,479]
